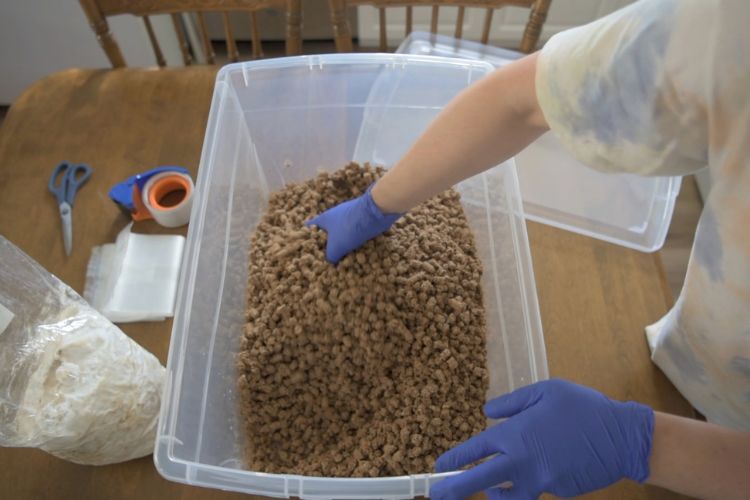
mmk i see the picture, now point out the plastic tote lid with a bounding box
[394,32,681,252]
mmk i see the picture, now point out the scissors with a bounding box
[48,161,93,256]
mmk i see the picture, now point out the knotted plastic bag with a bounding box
[0,236,165,465]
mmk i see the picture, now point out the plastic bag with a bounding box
[0,236,165,465]
[84,223,185,322]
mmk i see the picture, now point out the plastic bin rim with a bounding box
[215,53,497,83]
[156,445,461,482]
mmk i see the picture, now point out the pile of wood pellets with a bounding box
[237,162,488,477]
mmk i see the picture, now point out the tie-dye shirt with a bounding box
[535,0,750,431]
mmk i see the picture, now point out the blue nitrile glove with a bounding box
[305,186,403,264]
[431,379,655,500]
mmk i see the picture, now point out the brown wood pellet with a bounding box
[237,162,488,477]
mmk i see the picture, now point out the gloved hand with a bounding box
[431,379,655,500]
[305,186,403,264]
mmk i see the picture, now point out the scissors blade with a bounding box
[59,202,73,256]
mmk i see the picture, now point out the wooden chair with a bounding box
[328,0,551,53]
[79,0,303,67]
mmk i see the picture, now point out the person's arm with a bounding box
[647,412,750,499]
[372,53,548,214]
[306,55,547,263]
[429,379,750,500]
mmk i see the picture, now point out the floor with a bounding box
[0,40,703,300]
[662,175,702,298]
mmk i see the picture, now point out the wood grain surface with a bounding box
[0,67,693,500]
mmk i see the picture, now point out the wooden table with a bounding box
[0,67,693,500]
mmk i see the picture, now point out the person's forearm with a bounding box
[647,412,750,499]
[371,53,548,214]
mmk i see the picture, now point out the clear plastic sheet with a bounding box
[84,224,185,322]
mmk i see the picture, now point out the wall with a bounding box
[0,1,181,104]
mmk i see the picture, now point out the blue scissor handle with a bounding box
[48,162,93,206]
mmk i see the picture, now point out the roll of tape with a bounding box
[140,171,194,228]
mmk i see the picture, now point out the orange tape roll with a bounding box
[137,172,194,227]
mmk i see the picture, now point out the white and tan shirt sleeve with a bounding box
[535,0,750,431]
